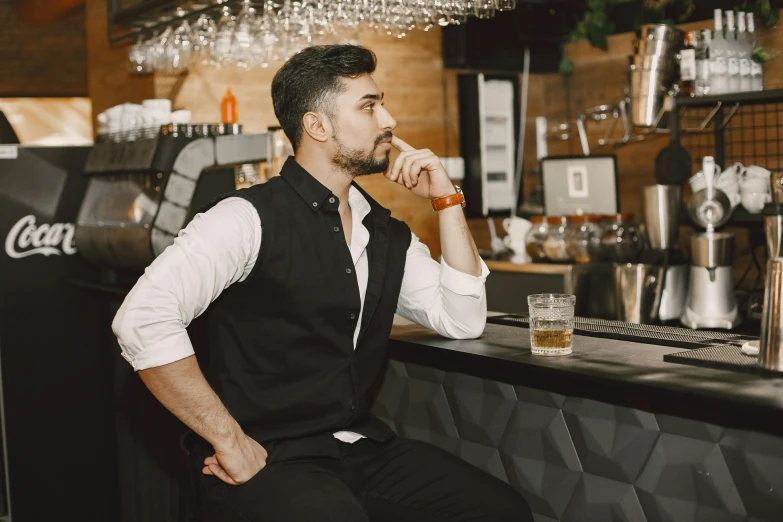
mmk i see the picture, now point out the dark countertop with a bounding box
[388,320,783,437]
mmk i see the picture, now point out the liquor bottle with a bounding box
[737,12,752,92]
[710,9,728,95]
[725,10,740,92]
[696,30,711,96]
[747,13,764,91]
[679,31,697,96]
[221,87,238,124]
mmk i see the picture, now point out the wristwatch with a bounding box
[431,186,466,212]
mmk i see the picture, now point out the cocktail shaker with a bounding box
[758,257,783,371]
[762,203,783,258]
[643,184,682,249]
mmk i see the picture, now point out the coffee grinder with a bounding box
[641,184,688,323]
[681,156,741,329]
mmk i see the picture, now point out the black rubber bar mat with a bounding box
[487,314,757,350]
[663,345,783,378]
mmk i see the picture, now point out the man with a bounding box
[113,44,533,522]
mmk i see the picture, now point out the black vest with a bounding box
[193,157,411,446]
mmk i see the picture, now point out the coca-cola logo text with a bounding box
[5,215,77,259]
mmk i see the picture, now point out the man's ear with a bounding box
[302,112,330,143]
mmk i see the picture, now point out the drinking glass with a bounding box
[527,294,575,356]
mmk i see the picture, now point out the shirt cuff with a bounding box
[440,256,490,298]
[120,341,195,372]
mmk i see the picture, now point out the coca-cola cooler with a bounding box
[0,145,119,521]
[1,132,268,522]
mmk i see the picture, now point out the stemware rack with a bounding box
[108,0,248,44]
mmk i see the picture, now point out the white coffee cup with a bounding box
[717,163,742,194]
[744,164,772,181]
[741,177,771,194]
[742,192,772,213]
[689,163,722,193]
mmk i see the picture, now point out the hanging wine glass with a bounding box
[431,0,451,27]
[214,6,236,67]
[277,0,305,58]
[495,0,515,11]
[166,20,192,73]
[410,0,434,31]
[252,9,279,68]
[191,14,217,67]
[469,0,496,19]
[390,0,414,38]
[128,36,152,74]
[445,0,467,25]
[151,26,173,71]
[333,0,357,29]
[233,0,258,69]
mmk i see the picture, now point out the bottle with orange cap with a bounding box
[221,87,238,124]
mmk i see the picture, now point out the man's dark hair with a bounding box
[271,45,377,151]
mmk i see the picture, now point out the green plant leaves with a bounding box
[739,0,780,28]
[751,45,776,63]
[559,58,574,75]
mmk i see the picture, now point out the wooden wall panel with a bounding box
[85,0,156,123]
[0,3,87,96]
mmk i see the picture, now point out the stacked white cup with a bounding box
[741,165,772,213]
[689,162,772,213]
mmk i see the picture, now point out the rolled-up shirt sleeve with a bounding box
[111,197,261,371]
[396,233,490,339]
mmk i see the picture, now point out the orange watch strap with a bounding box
[431,189,465,211]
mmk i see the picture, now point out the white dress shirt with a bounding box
[113,186,489,443]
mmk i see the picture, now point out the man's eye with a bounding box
[364,103,375,111]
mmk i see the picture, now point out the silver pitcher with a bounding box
[613,263,665,324]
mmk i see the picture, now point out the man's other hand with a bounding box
[203,433,268,485]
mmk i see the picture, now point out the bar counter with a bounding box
[373,318,783,522]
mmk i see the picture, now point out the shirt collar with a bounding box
[348,185,371,222]
[279,156,390,224]
[279,156,332,212]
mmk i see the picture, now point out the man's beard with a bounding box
[332,131,392,177]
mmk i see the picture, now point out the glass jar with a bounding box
[543,216,569,262]
[565,214,602,263]
[525,216,548,262]
[601,212,642,262]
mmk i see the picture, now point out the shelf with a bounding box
[727,209,764,225]
[674,89,783,108]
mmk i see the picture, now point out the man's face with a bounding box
[328,74,397,177]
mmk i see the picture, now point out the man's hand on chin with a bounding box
[384,136,456,200]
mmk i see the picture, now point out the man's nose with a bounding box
[378,105,397,131]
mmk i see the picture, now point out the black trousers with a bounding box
[193,435,533,522]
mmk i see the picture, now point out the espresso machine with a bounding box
[681,157,741,329]
[641,184,688,323]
